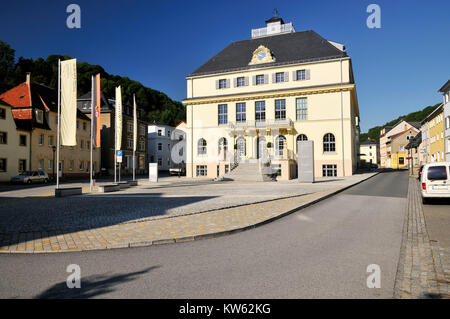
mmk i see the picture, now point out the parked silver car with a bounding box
[11,171,49,184]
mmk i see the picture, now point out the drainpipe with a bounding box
[29,130,32,170]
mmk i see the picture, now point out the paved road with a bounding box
[0,170,408,298]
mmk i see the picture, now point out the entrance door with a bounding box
[257,137,267,160]
[237,137,246,158]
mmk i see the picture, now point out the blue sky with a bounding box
[1,0,449,132]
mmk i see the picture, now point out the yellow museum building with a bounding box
[182,16,360,180]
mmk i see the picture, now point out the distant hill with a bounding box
[360,102,441,143]
[0,40,185,127]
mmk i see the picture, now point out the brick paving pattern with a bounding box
[395,178,449,299]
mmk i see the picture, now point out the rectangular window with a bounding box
[48,160,53,170]
[48,135,54,146]
[69,160,74,171]
[83,122,87,131]
[18,159,26,172]
[196,165,207,176]
[158,129,162,136]
[36,110,43,123]
[80,140,84,149]
[427,166,447,180]
[0,108,5,119]
[255,101,266,122]
[275,99,286,120]
[322,164,337,177]
[128,123,133,132]
[296,70,306,81]
[39,134,44,145]
[157,158,162,166]
[225,165,229,174]
[38,159,44,170]
[0,132,7,144]
[0,158,6,172]
[19,135,27,146]
[256,75,265,85]
[218,104,228,125]
[275,72,285,83]
[296,97,307,121]
[79,160,84,170]
[236,103,246,123]
[236,77,245,87]
[158,143,162,151]
[87,141,91,150]
[218,79,227,89]
[76,120,79,129]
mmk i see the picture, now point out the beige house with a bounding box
[0,100,30,181]
[182,16,360,180]
[359,140,378,165]
[379,120,420,168]
[387,128,419,169]
[0,74,100,179]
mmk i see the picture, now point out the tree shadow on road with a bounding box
[35,266,160,299]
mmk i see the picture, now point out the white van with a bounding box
[420,162,450,204]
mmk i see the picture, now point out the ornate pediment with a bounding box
[249,45,275,65]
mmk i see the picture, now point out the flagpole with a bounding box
[56,59,61,189]
[89,75,94,191]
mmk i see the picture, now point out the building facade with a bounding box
[387,128,418,169]
[147,123,174,171]
[379,121,420,168]
[0,100,30,181]
[0,74,100,179]
[421,104,445,163]
[359,140,378,165]
[182,16,360,180]
[78,92,149,176]
[438,80,450,161]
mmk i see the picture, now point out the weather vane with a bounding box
[273,8,279,17]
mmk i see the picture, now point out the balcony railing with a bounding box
[251,22,295,39]
[227,118,293,130]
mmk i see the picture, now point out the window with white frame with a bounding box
[39,134,44,145]
[196,165,207,176]
[296,97,307,121]
[48,135,54,146]
[218,79,227,89]
[198,138,207,155]
[296,70,306,81]
[323,133,336,152]
[236,77,245,87]
[275,72,285,83]
[322,164,337,177]
[36,110,43,123]
[275,99,286,120]
[218,104,228,125]
[255,101,265,122]
[275,135,286,156]
[236,103,246,123]
[255,75,265,85]
[38,159,44,170]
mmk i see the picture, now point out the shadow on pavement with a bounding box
[35,266,160,299]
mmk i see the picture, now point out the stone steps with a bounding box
[221,162,275,182]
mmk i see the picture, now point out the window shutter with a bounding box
[233,78,237,88]
[264,74,268,84]
[292,71,297,81]
[245,77,249,86]
[284,72,289,82]
[272,73,276,83]
[216,80,219,89]
[226,79,230,88]
[252,75,256,85]
[306,69,311,80]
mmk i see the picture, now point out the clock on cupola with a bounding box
[249,45,275,65]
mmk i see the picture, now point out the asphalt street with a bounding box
[0,170,409,299]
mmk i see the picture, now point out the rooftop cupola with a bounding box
[251,9,295,39]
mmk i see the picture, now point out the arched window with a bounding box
[218,137,228,155]
[198,138,207,155]
[323,133,336,152]
[296,134,308,153]
[275,135,286,156]
[236,137,246,157]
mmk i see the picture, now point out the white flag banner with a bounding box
[115,86,122,151]
[133,94,137,152]
[60,59,77,146]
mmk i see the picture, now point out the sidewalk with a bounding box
[0,172,378,254]
[394,178,449,298]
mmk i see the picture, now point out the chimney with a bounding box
[26,72,31,85]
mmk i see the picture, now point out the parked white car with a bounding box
[11,170,49,184]
[420,162,450,204]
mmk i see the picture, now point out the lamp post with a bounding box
[52,145,56,181]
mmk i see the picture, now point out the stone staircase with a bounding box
[219,161,275,182]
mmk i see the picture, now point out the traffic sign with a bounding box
[117,150,122,163]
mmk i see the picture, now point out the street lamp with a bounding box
[52,145,57,181]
